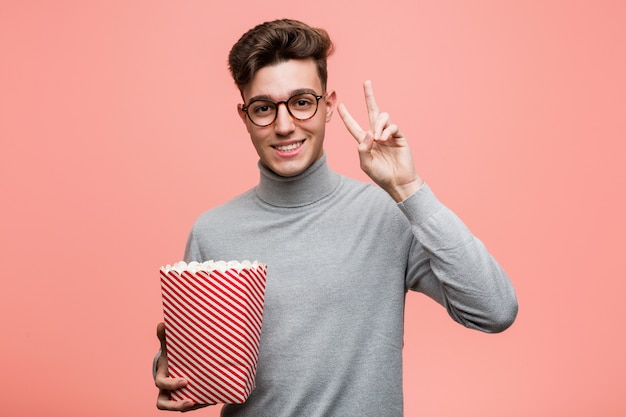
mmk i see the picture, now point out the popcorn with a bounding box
[160,260,268,405]
[161,260,264,274]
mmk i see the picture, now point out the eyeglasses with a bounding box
[242,92,326,127]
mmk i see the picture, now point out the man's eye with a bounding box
[252,104,273,114]
[292,99,313,108]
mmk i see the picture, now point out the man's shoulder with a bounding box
[338,174,396,205]
[192,188,257,225]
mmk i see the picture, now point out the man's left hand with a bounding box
[338,80,423,202]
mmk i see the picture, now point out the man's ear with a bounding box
[237,103,253,134]
[324,90,337,123]
[237,103,247,124]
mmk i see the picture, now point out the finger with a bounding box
[373,112,390,140]
[364,80,380,131]
[155,355,170,383]
[338,103,365,143]
[157,322,167,351]
[378,123,401,142]
[181,403,211,412]
[155,348,190,391]
[156,322,169,379]
[155,374,187,391]
[155,323,170,381]
[157,390,196,411]
[155,361,189,391]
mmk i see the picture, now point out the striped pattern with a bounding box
[160,264,267,404]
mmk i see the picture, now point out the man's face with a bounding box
[238,59,336,177]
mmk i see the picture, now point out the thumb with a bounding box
[157,322,167,351]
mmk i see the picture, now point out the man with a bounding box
[154,19,517,416]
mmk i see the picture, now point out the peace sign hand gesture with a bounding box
[338,80,423,202]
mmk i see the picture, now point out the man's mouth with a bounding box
[273,140,304,152]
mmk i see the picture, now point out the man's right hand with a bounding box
[155,322,199,411]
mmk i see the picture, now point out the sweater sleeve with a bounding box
[183,227,202,263]
[397,184,518,333]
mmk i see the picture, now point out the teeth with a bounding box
[275,141,303,152]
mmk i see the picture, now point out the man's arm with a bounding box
[339,81,517,332]
[399,184,518,332]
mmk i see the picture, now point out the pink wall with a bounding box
[1,1,625,416]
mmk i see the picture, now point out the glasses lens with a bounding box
[247,101,277,126]
[287,94,319,120]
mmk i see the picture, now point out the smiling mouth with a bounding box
[273,140,304,152]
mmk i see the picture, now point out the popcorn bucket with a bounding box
[160,261,268,404]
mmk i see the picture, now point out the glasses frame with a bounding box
[241,92,326,127]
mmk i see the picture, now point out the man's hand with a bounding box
[338,80,423,202]
[155,322,201,411]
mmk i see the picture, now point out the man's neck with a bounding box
[255,154,339,208]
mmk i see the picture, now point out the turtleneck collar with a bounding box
[255,153,340,208]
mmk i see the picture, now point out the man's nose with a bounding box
[274,102,295,135]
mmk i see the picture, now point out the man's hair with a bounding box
[228,19,334,93]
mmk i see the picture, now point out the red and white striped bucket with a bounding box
[160,261,267,404]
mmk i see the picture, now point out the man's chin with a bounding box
[261,149,323,177]
[266,161,309,178]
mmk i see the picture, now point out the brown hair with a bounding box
[228,19,334,93]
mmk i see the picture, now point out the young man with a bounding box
[154,19,517,416]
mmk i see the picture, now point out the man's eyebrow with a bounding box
[247,88,320,103]
[289,88,319,96]
[247,94,273,103]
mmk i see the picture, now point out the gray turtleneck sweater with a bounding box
[182,154,517,417]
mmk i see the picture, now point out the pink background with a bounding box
[1,1,625,416]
